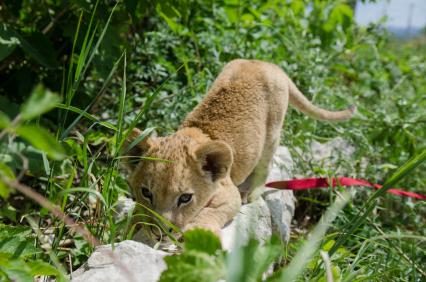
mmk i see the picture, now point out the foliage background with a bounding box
[0,0,425,281]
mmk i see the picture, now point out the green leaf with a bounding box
[0,111,11,129]
[0,225,41,258]
[156,3,183,33]
[183,229,222,256]
[0,267,33,282]
[0,252,63,282]
[160,250,225,282]
[0,162,15,199]
[227,237,282,282]
[0,24,19,62]
[1,140,47,176]
[160,229,226,282]
[0,161,15,180]
[323,3,353,32]
[21,85,61,120]
[0,224,32,238]
[0,181,9,199]
[15,125,66,160]
[27,261,62,277]
[224,6,239,23]
[0,236,40,258]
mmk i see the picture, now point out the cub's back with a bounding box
[182,59,289,184]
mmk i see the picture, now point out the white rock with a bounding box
[262,188,294,242]
[114,196,136,221]
[267,146,294,181]
[221,196,272,251]
[71,240,168,282]
[265,146,295,242]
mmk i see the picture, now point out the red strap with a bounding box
[266,177,426,200]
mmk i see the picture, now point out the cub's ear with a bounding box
[122,128,153,170]
[193,141,233,182]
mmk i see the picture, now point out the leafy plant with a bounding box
[0,224,65,281]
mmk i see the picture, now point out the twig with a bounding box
[42,5,70,35]
[68,253,73,275]
[5,179,99,246]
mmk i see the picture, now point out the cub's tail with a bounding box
[288,78,355,121]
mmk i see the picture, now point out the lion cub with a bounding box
[126,59,354,237]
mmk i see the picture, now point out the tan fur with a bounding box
[126,59,354,238]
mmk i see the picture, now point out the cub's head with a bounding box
[124,128,233,237]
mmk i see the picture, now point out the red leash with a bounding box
[266,177,426,200]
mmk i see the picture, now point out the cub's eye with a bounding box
[178,193,193,207]
[141,187,153,202]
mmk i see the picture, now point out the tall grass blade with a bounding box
[121,127,156,155]
[59,51,124,139]
[120,63,186,149]
[80,2,118,80]
[65,10,83,96]
[116,51,127,153]
[329,149,426,256]
[58,188,107,207]
[270,191,352,282]
[61,0,118,135]
[55,104,117,131]
[72,0,99,89]
[61,0,99,133]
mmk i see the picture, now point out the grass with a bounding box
[0,1,425,281]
